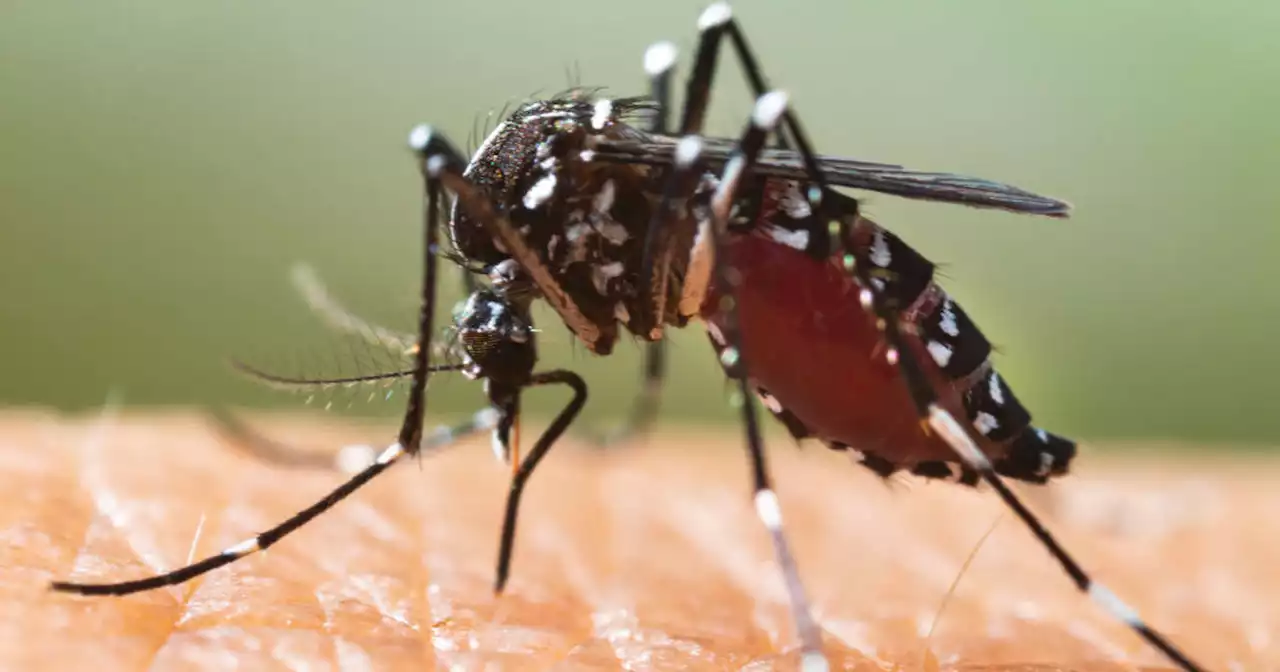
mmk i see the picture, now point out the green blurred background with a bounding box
[1,1,1276,445]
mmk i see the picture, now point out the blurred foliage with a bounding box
[1,0,1277,444]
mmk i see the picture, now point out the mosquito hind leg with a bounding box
[666,7,1204,667]
[677,92,828,669]
[49,128,454,597]
[729,86,1210,672]
[670,2,791,150]
[643,40,676,136]
[783,135,1206,672]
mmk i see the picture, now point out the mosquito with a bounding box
[53,4,1207,671]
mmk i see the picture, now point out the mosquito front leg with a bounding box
[48,128,454,597]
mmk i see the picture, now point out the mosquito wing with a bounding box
[591,135,1070,218]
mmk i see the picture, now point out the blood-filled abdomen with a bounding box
[700,183,1076,483]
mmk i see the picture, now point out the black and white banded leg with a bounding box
[653,5,835,667]
[51,130,458,597]
[763,87,1206,672]
[673,4,1207,670]
[710,93,827,672]
[845,225,1204,671]
[649,91,827,668]
[720,43,1204,672]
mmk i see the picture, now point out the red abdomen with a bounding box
[697,183,1077,484]
[704,233,965,465]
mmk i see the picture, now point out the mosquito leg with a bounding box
[694,92,827,670]
[492,370,588,593]
[736,95,1209,672]
[644,41,676,136]
[899,349,1206,671]
[49,404,492,596]
[49,128,453,597]
[670,3,786,148]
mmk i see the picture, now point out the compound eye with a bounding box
[461,330,502,359]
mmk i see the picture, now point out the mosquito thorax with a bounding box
[450,96,632,265]
[454,287,536,385]
[447,94,695,353]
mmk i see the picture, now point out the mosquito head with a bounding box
[454,286,536,385]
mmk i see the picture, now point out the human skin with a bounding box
[1,409,1270,670]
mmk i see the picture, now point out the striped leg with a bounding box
[658,91,827,669]
[680,4,1206,670]
[52,408,495,596]
[785,100,1207,672]
[657,5,834,667]
[50,127,455,597]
